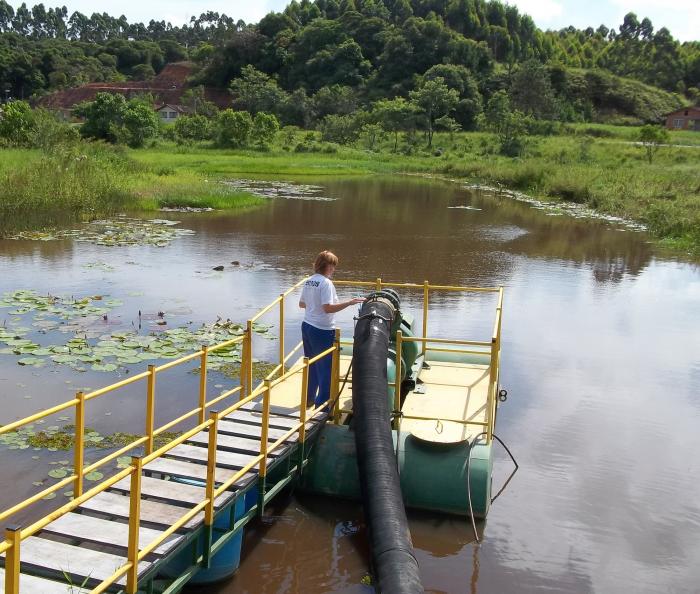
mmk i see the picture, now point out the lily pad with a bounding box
[91,363,117,372]
[48,468,68,479]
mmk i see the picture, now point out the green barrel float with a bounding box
[301,424,493,518]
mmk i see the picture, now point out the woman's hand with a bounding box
[322,298,366,314]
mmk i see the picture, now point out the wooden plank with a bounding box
[402,361,490,444]
[110,475,233,507]
[224,409,302,430]
[217,418,295,441]
[79,491,203,530]
[1,536,149,585]
[0,568,89,594]
[145,457,256,489]
[165,443,268,469]
[40,512,181,557]
[187,431,281,455]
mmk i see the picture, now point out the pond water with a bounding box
[1,176,699,593]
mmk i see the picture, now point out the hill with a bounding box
[0,0,696,123]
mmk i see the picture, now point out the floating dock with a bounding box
[0,278,504,593]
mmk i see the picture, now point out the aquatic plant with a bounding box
[8,217,195,247]
[0,290,271,373]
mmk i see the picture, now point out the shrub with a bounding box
[174,114,212,144]
[251,112,279,150]
[215,110,253,148]
[0,100,35,146]
[525,119,561,136]
[319,113,362,144]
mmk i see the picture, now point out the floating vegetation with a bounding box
[0,290,271,373]
[160,206,214,212]
[82,261,115,272]
[447,205,482,211]
[464,184,648,232]
[7,217,195,247]
[0,424,182,453]
[215,360,282,381]
[223,179,335,201]
[108,431,181,449]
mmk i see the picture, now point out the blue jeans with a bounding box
[301,322,334,407]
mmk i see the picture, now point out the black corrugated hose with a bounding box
[352,297,424,594]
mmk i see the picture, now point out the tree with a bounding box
[510,60,557,119]
[372,97,417,151]
[483,90,527,156]
[638,124,669,164]
[229,65,287,115]
[75,93,158,147]
[251,112,279,149]
[131,63,155,80]
[181,86,219,117]
[423,63,483,129]
[434,115,461,140]
[312,85,358,119]
[215,109,252,147]
[75,92,127,143]
[0,100,34,145]
[360,122,386,150]
[118,99,160,147]
[409,77,459,147]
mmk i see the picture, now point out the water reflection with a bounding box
[1,177,699,593]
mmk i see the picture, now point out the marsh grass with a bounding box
[0,142,262,234]
[128,168,264,211]
[0,143,137,232]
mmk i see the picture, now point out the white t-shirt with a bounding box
[300,273,338,330]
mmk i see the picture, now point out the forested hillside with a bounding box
[0,0,697,124]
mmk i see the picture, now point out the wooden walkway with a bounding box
[1,404,321,592]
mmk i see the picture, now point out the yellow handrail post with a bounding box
[239,326,249,399]
[198,346,208,424]
[73,391,85,498]
[299,358,309,444]
[203,411,219,568]
[145,365,156,455]
[375,277,382,291]
[258,380,271,514]
[422,280,429,356]
[279,293,285,374]
[332,329,341,424]
[4,525,21,594]
[245,320,254,399]
[486,339,497,443]
[394,331,403,429]
[126,456,143,594]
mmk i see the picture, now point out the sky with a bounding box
[41,0,699,43]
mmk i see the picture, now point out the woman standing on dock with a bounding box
[299,250,364,408]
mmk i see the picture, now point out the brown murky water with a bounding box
[1,177,699,593]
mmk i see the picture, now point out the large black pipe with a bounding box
[352,295,423,594]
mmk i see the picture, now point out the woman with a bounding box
[299,250,364,408]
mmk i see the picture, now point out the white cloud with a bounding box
[507,0,564,25]
[609,0,700,41]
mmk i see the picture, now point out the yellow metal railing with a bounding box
[0,278,503,594]
[334,280,503,440]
